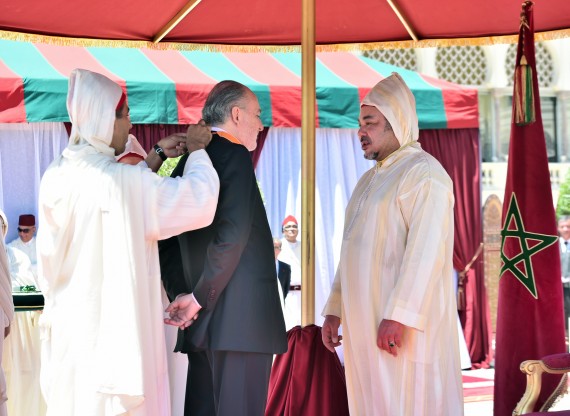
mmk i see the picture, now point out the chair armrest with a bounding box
[513,358,569,415]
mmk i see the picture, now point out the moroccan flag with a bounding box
[493,2,567,415]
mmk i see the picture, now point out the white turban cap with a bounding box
[361,72,419,147]
[67,68,123,156]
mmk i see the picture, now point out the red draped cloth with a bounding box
[266,325,349,416]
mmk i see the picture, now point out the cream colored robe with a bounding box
[37,149,218,416]
[3,241,46,416]
[0,232,14,416]
[323,143,463,416]
[8,237,37,267]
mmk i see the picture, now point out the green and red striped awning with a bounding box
[0,39,478,129]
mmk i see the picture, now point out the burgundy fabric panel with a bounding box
[251,127,269,169]
[419,128,492,368]
[64,122,72,137]
[266,325,349,416]
[130,124,190,153]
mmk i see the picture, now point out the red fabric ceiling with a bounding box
[1,0,569,46]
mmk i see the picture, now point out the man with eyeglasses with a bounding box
[278,215,301,329]
[7,214,37,277]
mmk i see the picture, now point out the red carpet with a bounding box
[463,373,494,403]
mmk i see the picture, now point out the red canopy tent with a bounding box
[1,0,569,47]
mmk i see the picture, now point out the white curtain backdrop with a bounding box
[0,123,68,243]
[256,127,373,325]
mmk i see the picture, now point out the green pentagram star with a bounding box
[499,193,558,299]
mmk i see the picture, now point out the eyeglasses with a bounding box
[274,245,282,250]
[283,225,298,230]
[17,227,32,233]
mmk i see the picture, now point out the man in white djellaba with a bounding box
[0,210,14,416]
[321,73,463,416]
[37,68,220,416]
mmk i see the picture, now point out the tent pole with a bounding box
[386,0,418,41]
[153,0,203,43]
[301,0,316,326]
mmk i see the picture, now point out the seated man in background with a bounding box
[7,214,37,278]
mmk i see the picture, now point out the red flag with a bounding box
[493,2,567,415]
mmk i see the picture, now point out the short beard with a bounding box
[364,151,378,161]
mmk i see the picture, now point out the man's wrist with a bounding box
[153,143,167,161]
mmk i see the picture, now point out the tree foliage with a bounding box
[157,156,182,177]
[557,169,570,218]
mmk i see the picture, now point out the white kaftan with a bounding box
[8,238,37,278]
[0,235,14,416]
[323,144,463,416]
[3,244,46,416]
[37,149,218,416]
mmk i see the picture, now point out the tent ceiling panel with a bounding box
[0,39,478,129]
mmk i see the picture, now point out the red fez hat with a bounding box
[19,214,35,226]
[116,91,127,111]
[282,215,297,226]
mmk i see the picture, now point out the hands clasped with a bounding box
[164,293,202,330]
[156,120,212,158]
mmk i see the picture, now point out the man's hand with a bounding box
[185,120,212,154]
[164,293,202,330]
[377,319,405,357]
[156,133,187,158]
[322,314,343,352]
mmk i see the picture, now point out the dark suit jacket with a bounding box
[160,133,287,355]
[277,260,291,299]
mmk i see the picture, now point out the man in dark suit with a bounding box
[273,237,291,299]
[160,80,287,416]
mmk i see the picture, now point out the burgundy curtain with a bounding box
[65,122,191,151]
[251,127,269,169]
[419,128,492,368]
[130,124,191,152]
[266,325,349,416]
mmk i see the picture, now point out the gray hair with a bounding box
[559,215,570,223]
[202,80,250,126]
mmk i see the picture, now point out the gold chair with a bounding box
[513,353,570,415]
